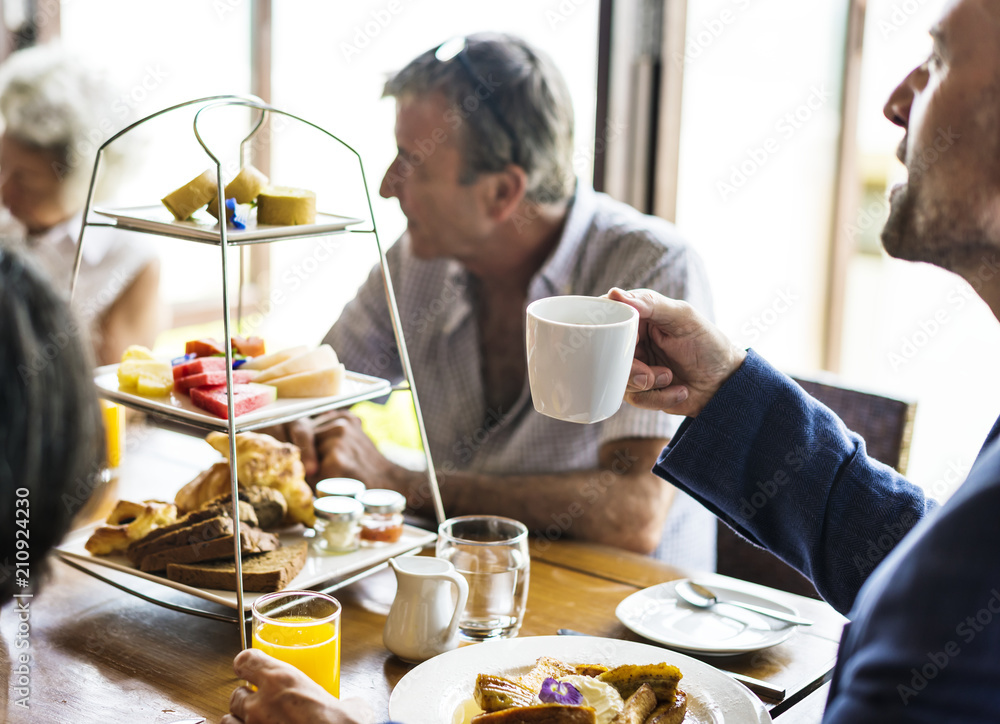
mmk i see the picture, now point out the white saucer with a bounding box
[616,579,799,656]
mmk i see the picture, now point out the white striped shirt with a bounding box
[325,184,716,570]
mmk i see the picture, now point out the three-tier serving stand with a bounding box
[62,95,444,648]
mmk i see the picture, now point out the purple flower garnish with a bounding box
[538,678,583,706]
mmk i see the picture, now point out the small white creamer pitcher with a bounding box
[383,556,469,663]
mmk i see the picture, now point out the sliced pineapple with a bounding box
[119,359,173,394]
[121,345,156,361]
[136,370,173,396]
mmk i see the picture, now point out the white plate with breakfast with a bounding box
[388,635,770,724]
[616,580,799,657]
[92,205,365,243]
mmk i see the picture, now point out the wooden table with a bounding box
[0,426,847,723]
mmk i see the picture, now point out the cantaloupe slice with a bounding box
[267,365,345,398]
[253,345,338,383]
[240,345,309,371]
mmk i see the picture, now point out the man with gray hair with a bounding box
[284,33,716,567]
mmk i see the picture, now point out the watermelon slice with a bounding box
[175,369,257,393]
[173,356,229,380]
[189,383,277,419]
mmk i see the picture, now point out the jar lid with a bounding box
[314,495,364,521]
[358,488,406,514]
[316,477,367,499]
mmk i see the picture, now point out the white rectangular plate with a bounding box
[57,522,436,610]
[92,205,364,243]
[95,364,392,432]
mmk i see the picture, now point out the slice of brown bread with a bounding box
[165,541,308,592]
[126,515,234,566]
[139,527,279,572]
[133,506,227,544]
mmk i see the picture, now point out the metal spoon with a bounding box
[676,581,813,626]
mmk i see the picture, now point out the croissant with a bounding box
[85,499,177,555]
[205,431,315,526]
[174,461,232,513]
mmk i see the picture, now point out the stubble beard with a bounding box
[880,174,999,273]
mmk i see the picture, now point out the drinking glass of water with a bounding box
[436,516,530,641]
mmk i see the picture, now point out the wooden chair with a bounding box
[715,373,917,598]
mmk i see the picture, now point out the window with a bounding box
[60,1,253,321]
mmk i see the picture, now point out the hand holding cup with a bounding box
[607,288,747,418]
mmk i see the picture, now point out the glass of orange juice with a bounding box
[100,399,125,469]
[251,590,342,697]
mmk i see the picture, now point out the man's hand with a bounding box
[222,648,373,724]
[313,411,401,490]
[258,419,322,479]
[608,288,746,417]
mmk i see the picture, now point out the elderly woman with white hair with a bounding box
[0,44,163,365]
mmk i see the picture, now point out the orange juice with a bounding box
[100,400,125,468]
[253,615,341,697]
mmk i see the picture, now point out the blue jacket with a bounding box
[654,350,1000,721]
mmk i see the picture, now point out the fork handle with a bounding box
[722,600,813,626]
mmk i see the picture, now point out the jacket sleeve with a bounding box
[653,349,936,614]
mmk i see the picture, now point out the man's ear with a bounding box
[485,165,528,221]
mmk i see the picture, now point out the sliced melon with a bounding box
[253,345,338,383]
[240,345,309,371]
[267,365,345,398]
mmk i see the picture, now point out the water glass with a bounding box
[251,590,342,697]
[436,516,530,641]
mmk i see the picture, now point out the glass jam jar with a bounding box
[316,477,367,499]
[358,489,406,546]
[312,495,364,553]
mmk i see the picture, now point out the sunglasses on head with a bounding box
[434,37,521,168]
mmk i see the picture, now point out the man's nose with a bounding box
[380,159,400,200]
[883,65,925,128]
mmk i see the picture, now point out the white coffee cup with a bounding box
[525,295,639,424]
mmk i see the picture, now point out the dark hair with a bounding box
[384,32,576,205]
[0,245,104,603]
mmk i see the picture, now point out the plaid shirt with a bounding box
[325,184,716,570]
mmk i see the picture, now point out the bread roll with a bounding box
[175,461,232,513]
